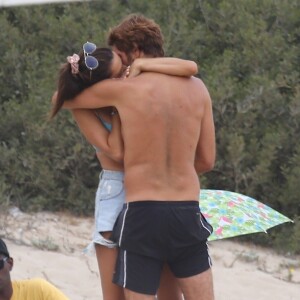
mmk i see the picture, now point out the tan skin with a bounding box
[0,255,13,300]
[63,52,198,300]
[60,50,215,300]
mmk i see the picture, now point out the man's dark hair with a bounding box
[108,14,164,58]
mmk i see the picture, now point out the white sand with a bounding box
[1,208,299,300]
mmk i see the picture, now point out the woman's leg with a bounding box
[95,232,125,300]
[93,170,126,299]
[157,264,183,300]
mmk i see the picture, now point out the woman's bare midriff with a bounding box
[96,152,124,171]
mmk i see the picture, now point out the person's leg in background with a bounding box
[95,232,125,300]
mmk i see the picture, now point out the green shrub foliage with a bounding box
[0,0,299,253]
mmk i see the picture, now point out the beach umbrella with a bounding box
[199,189,293,242]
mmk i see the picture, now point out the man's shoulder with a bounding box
[81,77,137,104]
[190,76,207,86]
[191,76,211,97]
[27,278,49,285]
[12,278,69,300]
[12,278,51,289]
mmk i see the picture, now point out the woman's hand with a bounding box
[126,60,143,78]
[126,57,198,79]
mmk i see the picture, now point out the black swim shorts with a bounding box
[111,200,213,295]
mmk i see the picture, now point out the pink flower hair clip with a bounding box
[67,54,80,74]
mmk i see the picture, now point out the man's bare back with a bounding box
[67,72,215,203]
[116,73,214,202]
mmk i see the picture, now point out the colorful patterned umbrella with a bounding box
[199,190,293,241]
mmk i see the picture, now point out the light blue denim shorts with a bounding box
[92,170,125,248]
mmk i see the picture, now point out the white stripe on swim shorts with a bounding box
[200,213,213,268]
[206,242,212,268]
[199,213,212,235]
[123,250,127,288]
[118,203,129,247]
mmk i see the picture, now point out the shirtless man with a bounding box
[63,14,215,300]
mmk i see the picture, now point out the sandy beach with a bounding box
[1,208,299,300]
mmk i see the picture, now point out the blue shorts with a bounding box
[92,170,125,248]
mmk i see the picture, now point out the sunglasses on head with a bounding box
[83,41,99,71]
[0,257,8,270]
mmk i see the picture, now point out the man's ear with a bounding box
[7,257,13,271]
[132,44,144,59]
